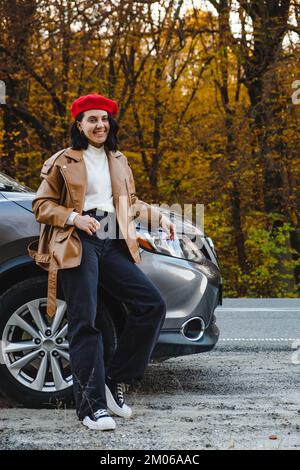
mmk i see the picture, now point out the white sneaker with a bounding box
[82,408,116,431]
[105,379,133,419]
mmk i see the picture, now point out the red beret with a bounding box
[70,93,119,119]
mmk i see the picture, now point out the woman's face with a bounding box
[77,109,110,147]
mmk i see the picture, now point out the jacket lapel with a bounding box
[107,149,124,196]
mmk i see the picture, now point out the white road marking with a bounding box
[220,338,300,341]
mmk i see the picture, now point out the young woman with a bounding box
[31,93,175,431]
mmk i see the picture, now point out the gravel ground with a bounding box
[0,347,299,450]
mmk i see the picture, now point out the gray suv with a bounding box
[0,171,222,407]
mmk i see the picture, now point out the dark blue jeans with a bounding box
[58,210,166,420]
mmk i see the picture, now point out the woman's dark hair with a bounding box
[70,111,119,151]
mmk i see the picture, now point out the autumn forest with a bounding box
[1,0,300,297]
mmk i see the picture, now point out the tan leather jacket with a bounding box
[28,146,162,317]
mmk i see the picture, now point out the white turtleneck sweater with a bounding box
[66,144,115,225]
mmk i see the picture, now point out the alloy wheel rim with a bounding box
[1,298,72,393]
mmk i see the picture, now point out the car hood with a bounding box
[1,192,35,212]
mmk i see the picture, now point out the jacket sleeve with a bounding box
[126,159,162,229]
[32,160,76,228]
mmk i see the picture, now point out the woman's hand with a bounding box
[74,214,101,235]
[160,215,176,241]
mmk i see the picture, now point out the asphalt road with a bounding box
[0,298,299,450]
[215,298,300,351]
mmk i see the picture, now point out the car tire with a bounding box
[0,275,118,408]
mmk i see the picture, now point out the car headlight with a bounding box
[137,230,207,263]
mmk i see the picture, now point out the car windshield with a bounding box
[0,172,34,193]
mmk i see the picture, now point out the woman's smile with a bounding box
[77,109,110,146]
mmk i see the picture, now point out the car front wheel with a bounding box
[0,276,117,408]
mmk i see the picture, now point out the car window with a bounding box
[0,171,34,193]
